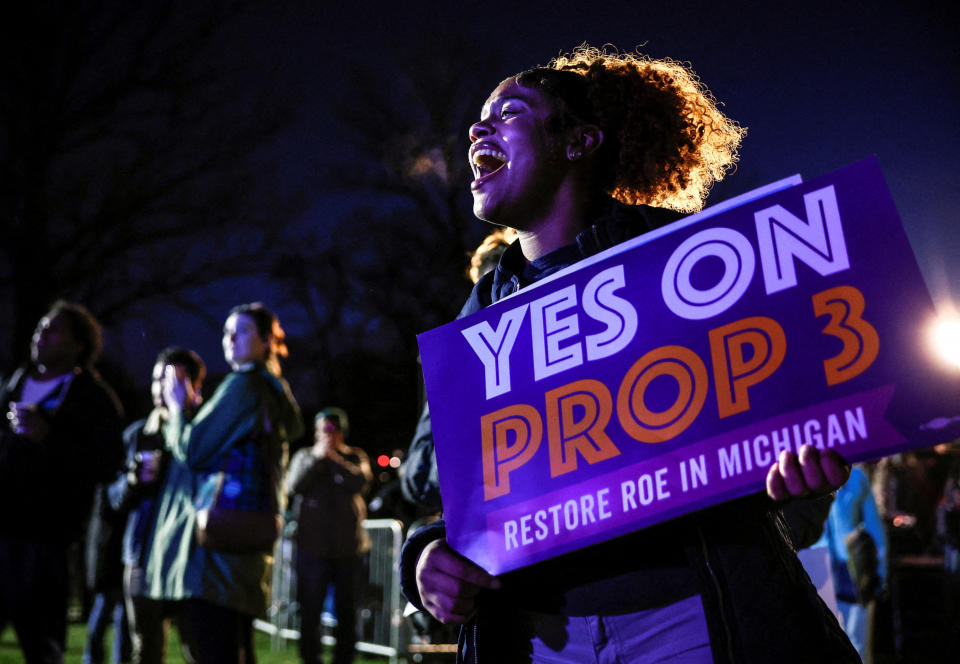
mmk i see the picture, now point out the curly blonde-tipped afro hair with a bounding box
[516,45,746,213]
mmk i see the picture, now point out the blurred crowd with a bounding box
[0,230,516,664]
[3,226,957,664]
[806,449,960,663]
[0,300,376,664]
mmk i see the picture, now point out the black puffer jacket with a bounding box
[0,366,123,545]
[400,200,858,663]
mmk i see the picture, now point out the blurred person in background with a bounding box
[873,450,951,555]
[109,347,206,664]
[286,407,372,664]
[466,227,519,286]
[816,464,888,662]
[0,300,124,664]
[934,440,960,651]
[83,479,132,664]
[145,303,303,663]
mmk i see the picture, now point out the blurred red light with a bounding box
[377,454,390,467]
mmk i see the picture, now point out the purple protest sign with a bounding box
[417,157,960,575]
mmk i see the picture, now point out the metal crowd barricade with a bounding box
[256,518,405,663]
[260,527,301,647]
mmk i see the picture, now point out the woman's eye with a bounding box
[500,106,518,119]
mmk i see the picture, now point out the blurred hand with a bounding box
[312,437,332,459]
[161,365,193,414]
[766,445,850,500]
[7,402,49,441]
[415,538,500,624]
[136,450,162,484]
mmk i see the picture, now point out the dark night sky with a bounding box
[266,0,958,304]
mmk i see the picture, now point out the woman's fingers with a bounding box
[767,445,851,500]
[416,539,499,624]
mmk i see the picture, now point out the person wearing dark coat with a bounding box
[144,303,304,664]
[83,483,132,664]
[0,301,124,664]
[400,48,859,663]
[286,408,372,664]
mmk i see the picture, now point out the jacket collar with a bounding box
[483,199,683,307]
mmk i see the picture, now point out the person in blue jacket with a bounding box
[816,464,887,661]
[144,303,304,663]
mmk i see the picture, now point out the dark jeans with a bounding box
[83,588,131,664]
[124,565,183,664]
[123,565,198,664]
[180,599,255,664]
[296,551,359,664]
[0,536,69,664]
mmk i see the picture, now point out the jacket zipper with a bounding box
[458,616,478,664]
[697,524,737,664]
[472,619,478,664]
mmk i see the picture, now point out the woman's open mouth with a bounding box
[470,145,507,185]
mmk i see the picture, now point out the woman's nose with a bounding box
[469,120,493,143]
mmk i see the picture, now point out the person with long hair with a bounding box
[400,46,859,663]
[144,303,304,662]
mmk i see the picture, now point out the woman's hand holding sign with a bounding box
[416,539,500,624]
[415,442,849,625]
[766,444,850,500]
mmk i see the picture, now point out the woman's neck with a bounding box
[516,187,600,261]
[517,219,581,261]
[517,188,595,261]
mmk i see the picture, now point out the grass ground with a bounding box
[0,624,391,664]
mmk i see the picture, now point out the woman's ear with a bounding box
[567,124,604,161]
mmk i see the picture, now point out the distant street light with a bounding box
[931,314,960,369]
